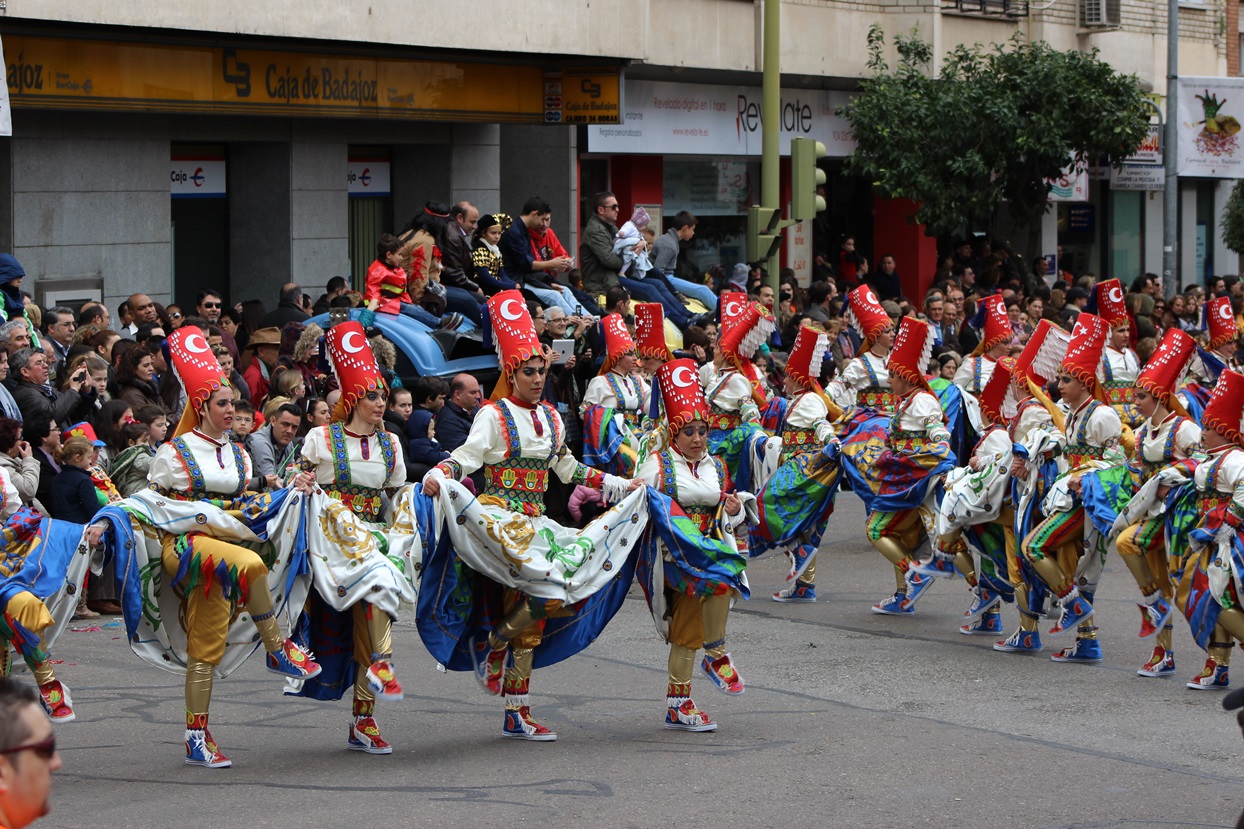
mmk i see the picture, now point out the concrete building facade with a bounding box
[0,0,1234,313]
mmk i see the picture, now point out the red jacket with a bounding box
[365,258,411,315]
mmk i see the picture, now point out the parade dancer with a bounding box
[420,290,642,742]
[0,467,88,723]
[581,313,650,476]
[994,320,1071,655]
[1106,328,1201,678]
[89,328,320,768]
[838,317,955,614]
[1019,314,1129,664]
[635,359,754,731]
[914,357,1021,635]
[633,302,673,459]
[704,295,780,495]
[287,321,421,754]
[760,324,840,603]
[1089,279,1142,429]
[952,294,1011,434]
[838,285,898,414]
[1177,294,1240,419]
[1171,369,1244,691]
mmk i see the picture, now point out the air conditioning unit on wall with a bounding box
[1080,0,1121,28]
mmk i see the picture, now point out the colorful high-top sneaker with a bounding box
[909,553,960,580]
[993,627,1043,653]
[664,682,716,732]
[1136,646,1176,678]
[1049,590,1094,636]
[366,659,403,702]
[872,591,913,616]
[772,581,816,603]
[1137,598,1173,639]
[701,653,745,695]
[38,679,75,723]
[184,713,231,768]
[960,610,1003,636]
[963,587,1002,623]
[900,570,935,609]
[1050,637,1102,663]
[469,636,506,696]
[348,699,393,754]
[502,677,556,741]
[266,638,322,680]
[1186,659,1230,690]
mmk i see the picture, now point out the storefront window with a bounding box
[662,158,759,274]
[1110,189,1143,285]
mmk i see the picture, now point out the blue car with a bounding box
[309,309,499,387]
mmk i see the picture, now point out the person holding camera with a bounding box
[8,348,94,429]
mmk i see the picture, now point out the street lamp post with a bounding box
[762,0,781,295]
[1163,0,1179,298]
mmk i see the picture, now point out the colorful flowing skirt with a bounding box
[748,444,841,581]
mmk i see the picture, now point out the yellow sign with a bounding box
[2,35,622,124]
[543,67,623,125]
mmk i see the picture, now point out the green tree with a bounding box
[839,27,1150,273]
[1222,180,1244,255]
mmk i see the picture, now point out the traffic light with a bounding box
[790,137,827,222]
[747,205,782,263]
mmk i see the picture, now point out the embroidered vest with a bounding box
[1063,401,1107,469]
[1133,417,1188,484]
[167,435,247,498]
[322,423,396,518]
[656,450,725,534]
[481,399,562,516]
[858,355,897,412]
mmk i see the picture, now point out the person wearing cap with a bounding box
[421,290,643,742]
[1089,279,1143,429]
[912,357,1022,636]
[284,321,420,755]
[87,327,322,769]
[1168,369,1244,691]
[839,285,898,414]
[837,317,956,614]
[1105,329,1202,679]
[993,321,1072,654]
[470,213,520,297]
[757,324,841,603]
[580,313,650,476]
[705,294,782,495]
[1018,314,1129,663]
[952,295,1011,436]
[241,325,281,404]
[634,358,754,731]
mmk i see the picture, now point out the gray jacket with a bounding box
[249,425,298,488]
[578,214,625,295]
[650,228,680,275]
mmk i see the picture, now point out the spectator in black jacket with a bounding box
[50,435,101,525]
[439,201,487,301]
[258,283,310,329]
[23,415,60,514]
[9,348,93,429]
[866,254,903,302]
[433,373,479,454]
[383,387,420,482]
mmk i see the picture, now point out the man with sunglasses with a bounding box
[194,290,224,324]
[0,678,61,829]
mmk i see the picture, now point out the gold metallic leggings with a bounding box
[666,591,731,684]
[351,602,394,704]
[1117,517,1174,650]
[489,592,564,685]
[2,591,57,686]
[867,509,928,592]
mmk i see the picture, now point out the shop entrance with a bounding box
[170,145,229,310]
[347,150,393,290]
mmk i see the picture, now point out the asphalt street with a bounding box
[28,496,1244,829]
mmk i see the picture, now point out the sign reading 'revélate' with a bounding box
[2,34,622,125]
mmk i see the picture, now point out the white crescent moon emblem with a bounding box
[500,299,522,321]
[184,334,208,354]
[1107,286,1123,304]
[1220,303,1233,321]
[724,301,740,318]
[341,330,365,353]
[671,366,695,388]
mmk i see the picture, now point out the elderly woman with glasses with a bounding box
[422,290,642,742]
